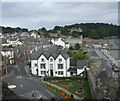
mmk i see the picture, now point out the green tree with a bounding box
[74,43,80,50]
[69,46,74,50]
[70,50,89,66]
[44,32,50,38]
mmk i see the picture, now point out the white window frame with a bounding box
[41,58,44,62]
[59,58,62,63]
[58,71,63,75]
[34,63,37,67]
[50,64,53,69]
[41,64,46,69]
[58,64,63,69]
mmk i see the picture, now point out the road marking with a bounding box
[16,76,22,79]
[46,89,54,97]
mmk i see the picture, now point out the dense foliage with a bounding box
[1,23,119,39]
[47,23,119,39]
[1,26,28,34]
[69,50,89,66]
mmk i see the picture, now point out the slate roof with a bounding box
[77,60,89,69]
[67,66,77,72]
[101,60,113,75]
[13,45,26,53]
[90,51,99,58]
[25,36,40,42]
[98,70,110,84]
[1,48,12,51]
[30,46,69,60]
[1,38,7,44]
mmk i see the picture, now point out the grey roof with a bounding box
[2,47,12,51]
[101,60,113,74]
[30,47,69,60]
[25,36,39,42]
[98,70,110,84]
[90,51,99,58]
[13,45,26,53]
[1,38,7,44]
[77,60,89,69]
[67,66,77,72]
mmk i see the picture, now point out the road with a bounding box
[3,62,55,99]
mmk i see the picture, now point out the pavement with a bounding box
[2,66,15,79]
[2,62,55,100]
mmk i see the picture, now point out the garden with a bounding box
[45,77,92,100]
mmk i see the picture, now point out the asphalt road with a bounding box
[3,62,55,99]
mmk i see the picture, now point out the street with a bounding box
[2,62,55,99]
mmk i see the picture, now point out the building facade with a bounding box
[30,47,70,77]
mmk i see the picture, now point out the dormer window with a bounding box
[59,59,62,63]
[50,58,53,62]
[41,58,44,62]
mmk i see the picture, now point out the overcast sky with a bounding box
[1,2,118,30]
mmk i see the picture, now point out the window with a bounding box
[50,64,53,69]
[34,63,37,67]
[41,64,46,69]
[41,71,45,75]
[59,59,62,63]
[58,64,63,69]
[58,71,63,75]
[41,58,44,62]
[50,58,53,62]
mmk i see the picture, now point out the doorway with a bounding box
[50,70,53,76]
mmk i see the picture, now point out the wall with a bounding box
[31,60,38,75]
[55,54,66,77]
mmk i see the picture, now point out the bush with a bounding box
[74,43,80,50]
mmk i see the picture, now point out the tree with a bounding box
[69,46,74,50]
[71,31,80,37]
[74,43,80,50]
[70,50,89,66]
[44,32,50,38]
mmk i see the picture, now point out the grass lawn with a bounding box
[47,77,92,99]
[43,83,72,100]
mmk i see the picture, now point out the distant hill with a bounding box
[1,23,119,39]
[0,26,28,34]
[44,23,119,39]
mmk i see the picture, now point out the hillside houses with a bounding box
[51,38,70,49]
[65,35,83,46]
[1,48,14,64]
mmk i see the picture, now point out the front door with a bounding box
[50,70,53,76]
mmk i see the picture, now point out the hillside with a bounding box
[1,23,119,39]
[45,23,119,39]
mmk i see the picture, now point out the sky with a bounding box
[1,2,118,30]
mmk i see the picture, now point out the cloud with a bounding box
[1,2,118,30]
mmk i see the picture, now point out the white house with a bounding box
[0,33,5,38]
[7,38,23,46]
[1,38,10,47]
[30,32,40,38]
[51,38,70,49]
[1,48,14,64]
[30,47,70,77]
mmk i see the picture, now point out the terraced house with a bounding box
[30,47,70,77]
